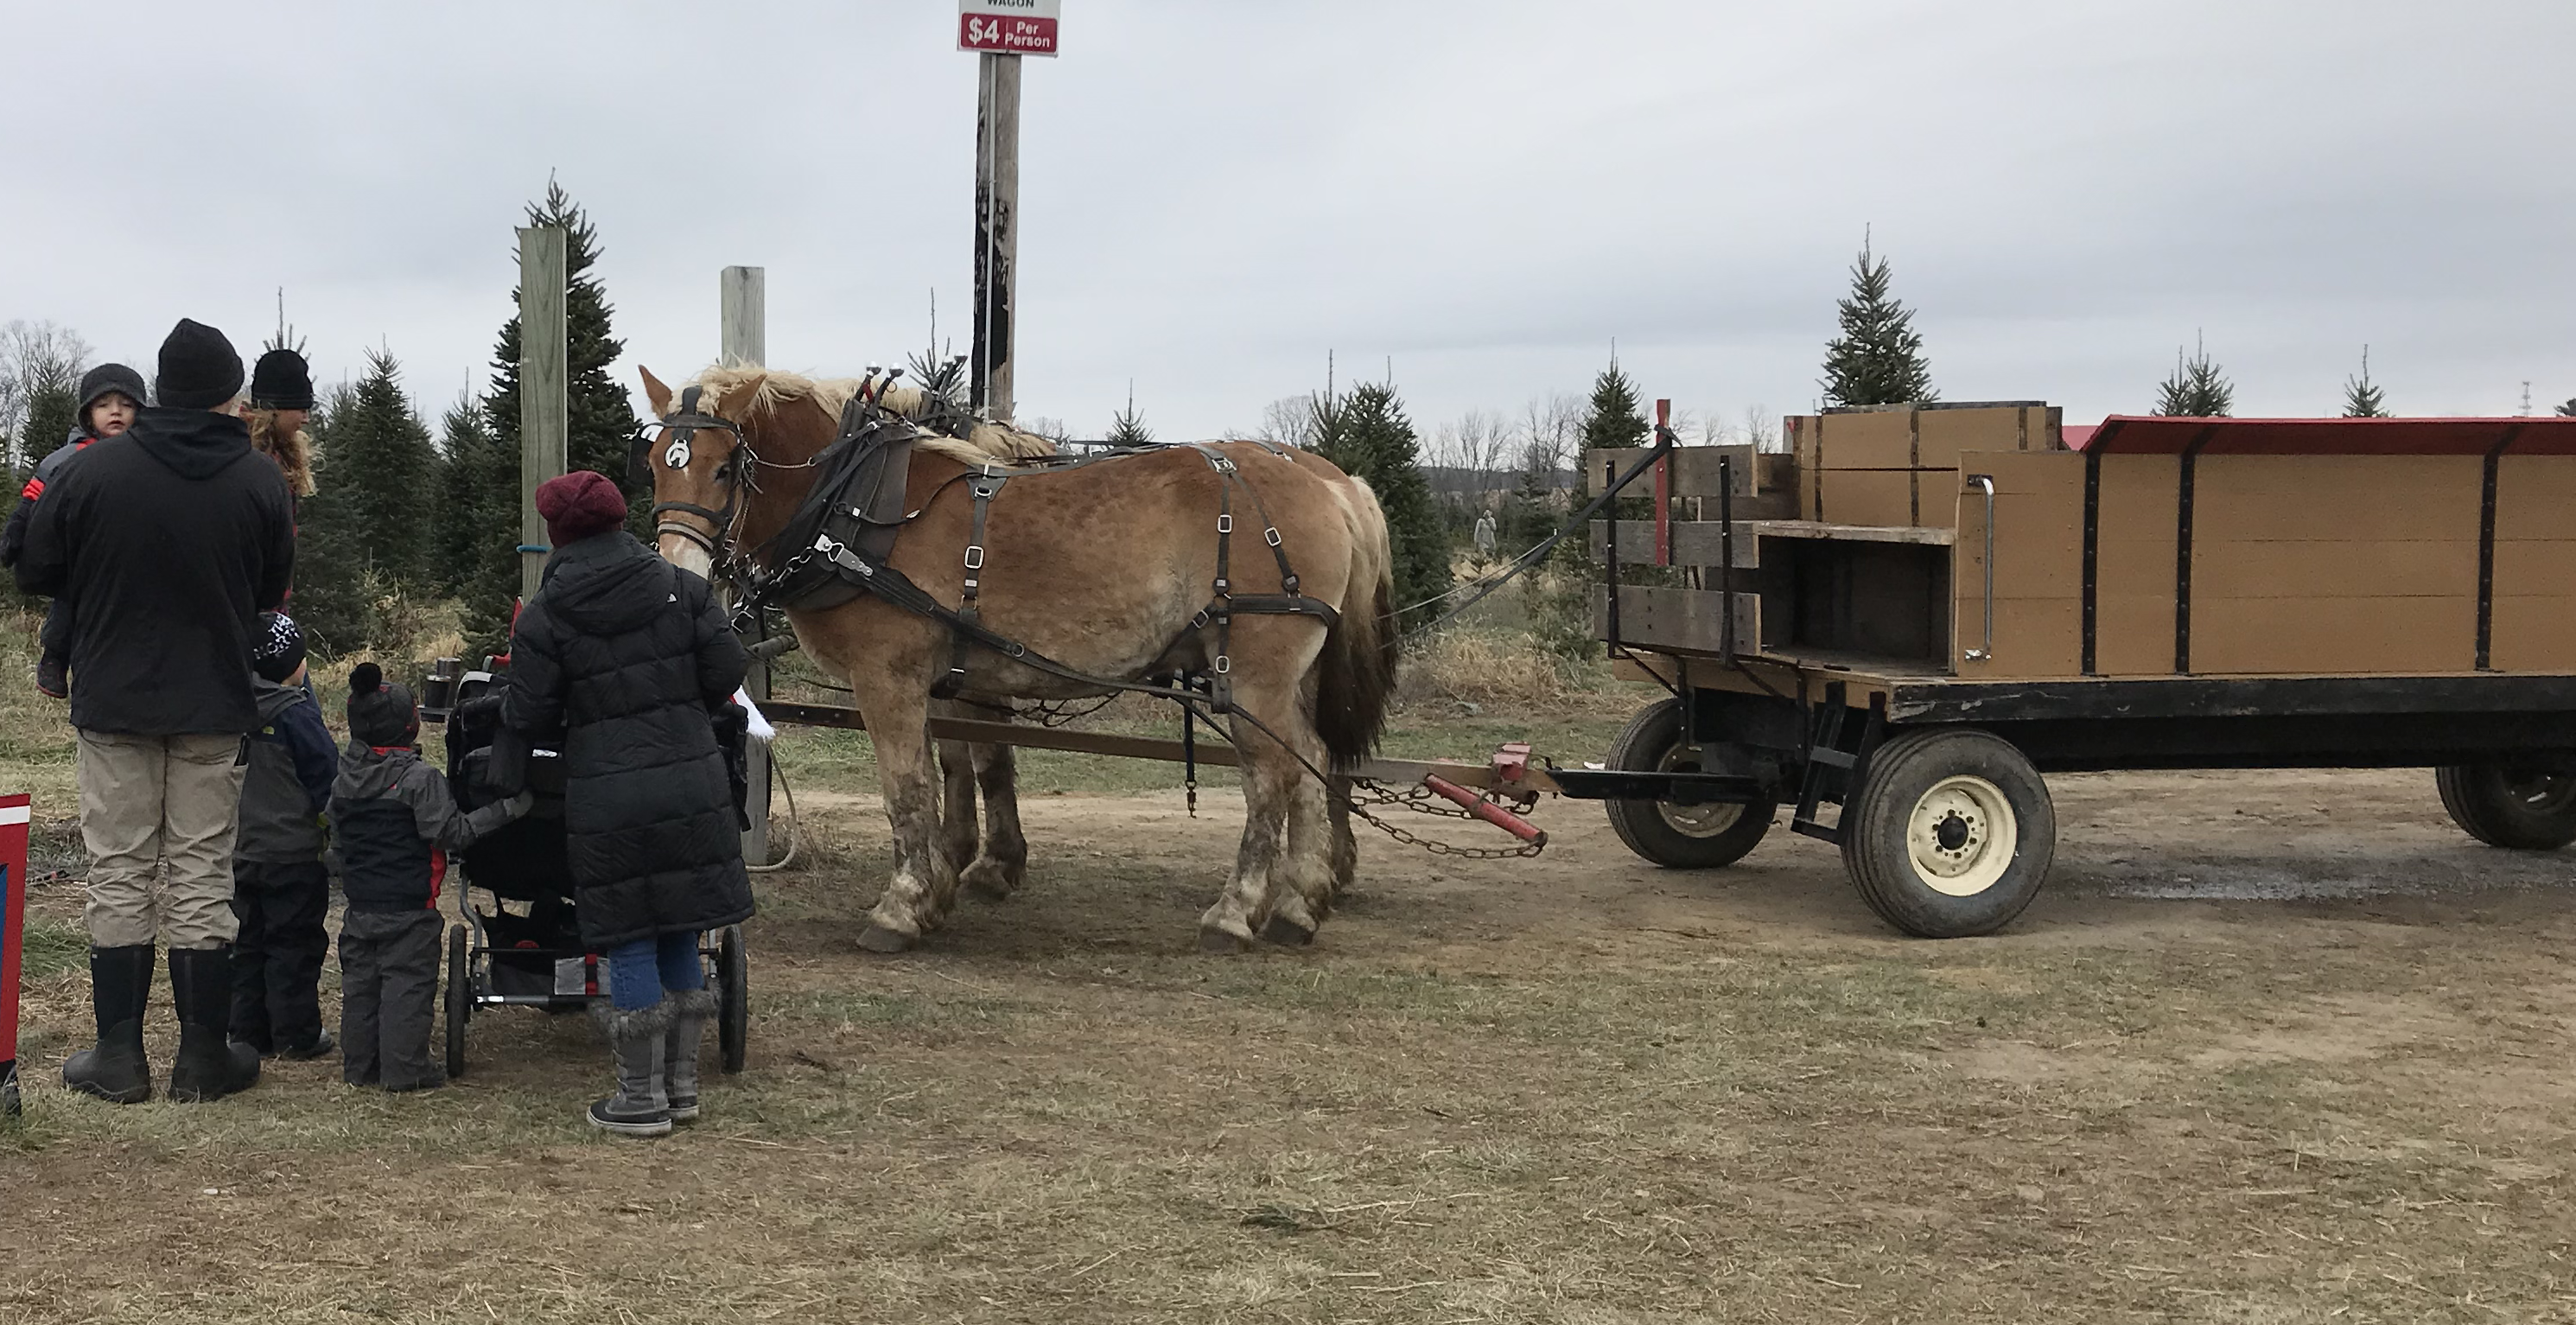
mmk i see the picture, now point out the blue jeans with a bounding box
[607,931,705,1010]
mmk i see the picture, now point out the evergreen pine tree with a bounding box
[1312,381,1448,617]
[287,388,378,656]
[2341,346,2388,417]
[2556,398,2574,417]
[434,397,506,598]
[467,182,639,653]
[327,348,440,586]
[1499,445,1556,551]
[18,381,77,467]
[2153,334,2236,417]
[1819,237,1937,408]
[1106,399,1154,447]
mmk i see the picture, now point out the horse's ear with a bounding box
[639,366,673,417]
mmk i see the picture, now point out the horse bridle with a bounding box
[633,385,755,569]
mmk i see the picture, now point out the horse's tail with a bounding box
[1315,473,1400,767]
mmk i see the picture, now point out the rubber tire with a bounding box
[1601,697,1776,869]
[2436,764,2576,850]
[444,924,470,1082]
[717,926,748,1075]
[1840,728,2054,939]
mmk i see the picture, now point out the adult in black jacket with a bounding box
[15,319,296,1105]
[497,469,751,1137]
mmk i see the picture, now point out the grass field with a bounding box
[6,609,2576,1322]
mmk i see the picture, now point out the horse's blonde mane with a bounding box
[681,363,1058,463]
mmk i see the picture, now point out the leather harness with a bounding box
[639,395,1339,712]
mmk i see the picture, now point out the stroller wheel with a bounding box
[444,924,471,1080]
[717,926,748,1075]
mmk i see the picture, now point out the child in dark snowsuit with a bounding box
[229,613,340,1060]
[0,363,147,698]
[329,664,529,1090]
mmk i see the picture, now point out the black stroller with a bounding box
[432,663,749,1081]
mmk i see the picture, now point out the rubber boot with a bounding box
[663,989,719,1124]
[588,1000,673,1137]
[62,945,155,1104]
[168,946,262,1102]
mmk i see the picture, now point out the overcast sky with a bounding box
[9,1,2573,448]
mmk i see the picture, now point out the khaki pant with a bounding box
[77,729,247,950]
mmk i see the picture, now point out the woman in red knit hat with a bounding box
[491,470,754,1137]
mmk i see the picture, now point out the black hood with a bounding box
[541,532,682,634]
[122,406,254,481]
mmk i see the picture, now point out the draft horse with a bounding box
[638,366,1400,952]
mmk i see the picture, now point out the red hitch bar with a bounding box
[1423,774,1548,847]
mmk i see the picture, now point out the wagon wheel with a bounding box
[716,926,749,1075]
[2436,764,2576,850]
[1602,697,1776,869]
[1839,728,2054,939]
[443,923,471,1081]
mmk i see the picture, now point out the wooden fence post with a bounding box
[518,226,569,604]
[720,265,770,866]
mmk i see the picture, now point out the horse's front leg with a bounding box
[856,701,955,955]
[960,742,1029,901]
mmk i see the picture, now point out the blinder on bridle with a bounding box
[636,385,750,564]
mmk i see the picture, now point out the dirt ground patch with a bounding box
[9,750,2576,1322]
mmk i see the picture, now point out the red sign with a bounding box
[959,1,1059,57]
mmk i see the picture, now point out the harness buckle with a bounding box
[1214,578,1229,594]
[1263,526,1282,547]
[1214,655,1231,675]
[1217,513,1233,534]
[964,545,985,570]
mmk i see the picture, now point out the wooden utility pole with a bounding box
[518,226,569,603]
[720,265,770,866]
[970,51,1021,421]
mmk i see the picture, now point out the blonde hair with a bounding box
[245,410,317,497]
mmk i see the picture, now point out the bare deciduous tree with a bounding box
[1254,395,1316,449]
[0,320,94,472]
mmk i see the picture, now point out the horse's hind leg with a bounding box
[1321,774,1357,920]
[937,733,979,878]
[1199,739,1294,952]
[1261,768,1337,947]
[960,742,1028,901]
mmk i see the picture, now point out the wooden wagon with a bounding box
[1558,405,2576,936]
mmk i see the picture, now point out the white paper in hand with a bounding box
[733,686,776,745]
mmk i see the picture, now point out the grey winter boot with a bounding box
[663,988,720,1124]
[63,946,155,1105]
[588,1000,673,1137]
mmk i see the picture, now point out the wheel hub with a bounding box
[1655,745,1745,838]
[1907,774,2017,898]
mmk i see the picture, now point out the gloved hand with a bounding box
[501,790,537,821]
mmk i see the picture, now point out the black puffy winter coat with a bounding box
[498,531,753,948]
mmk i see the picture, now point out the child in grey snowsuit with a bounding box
[329,664,529,1090]
[0,363,147,698]
[230,614,340,1060]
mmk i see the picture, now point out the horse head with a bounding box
[636,364,842,582]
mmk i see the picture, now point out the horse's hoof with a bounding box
[857,925,916,954]
[1260,914,1317,947]
[1199,925,1252,954]
[961,860,1019,902]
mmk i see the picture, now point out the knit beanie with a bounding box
[250,349,315,411]
[345,663,419,748]
[77,363,148,423]
[536,469,631,547]
[155,318,245,410]
[251,612,306,684]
